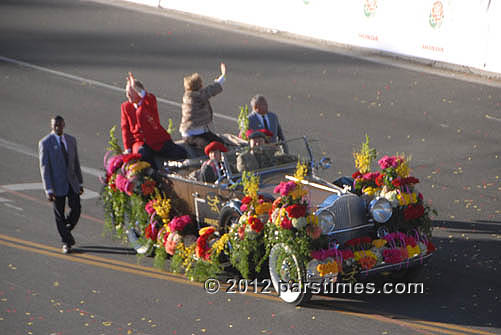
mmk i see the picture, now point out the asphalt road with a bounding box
[0,0,500,334]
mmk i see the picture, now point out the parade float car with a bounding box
[102,135,434,305]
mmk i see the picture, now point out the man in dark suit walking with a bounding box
[247,94,285,143]
[39,116,84,254]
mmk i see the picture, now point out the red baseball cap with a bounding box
[204,141,228,156]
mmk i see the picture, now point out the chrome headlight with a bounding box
[317,210,335,234]
[369,197,392,223]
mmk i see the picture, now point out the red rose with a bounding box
[241,196,252,205]
[345,238,361,248]
[427,241,436,253]
[405,236,417,247]
[403,177,420,185]
[280,217,293,230]
[342,249,354,260]
[392,178,402,188]
[360,236,372,244]
[375,174,385,187]
[238,225,246,240]
[352,171,362,179]
[122,153,142,163]
[249,217,264,233]
[285,204,307,219]
[141,180,156,196]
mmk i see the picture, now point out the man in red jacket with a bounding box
[121,73,187,168]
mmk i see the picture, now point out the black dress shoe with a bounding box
[68,234,76,246]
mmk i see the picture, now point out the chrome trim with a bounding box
[285,175,341,195]
[326,223,374,236]
[360,253,433,276]
[222,199,243,216]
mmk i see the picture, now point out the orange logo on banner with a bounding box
[429,1,444,29]
[364,0,377,18]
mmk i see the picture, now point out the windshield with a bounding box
[222,137,313,178]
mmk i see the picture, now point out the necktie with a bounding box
[60,138,69,166]
[262,115,269,130]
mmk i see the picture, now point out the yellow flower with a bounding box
[199,226,215,236]
[294,161,308,182]
[128,161,151,175]
[353,134,376,174]
[317,261,339,277]
[372,239,387,248]
[255,202,272,215]
[363,187,380,196]
[354,250,377,262]
[395,154,411,178]
[152,192,171,221]
[307,214,318,226]
[407,245,420,257]
[289,187,307,200]
[211,233,230,256]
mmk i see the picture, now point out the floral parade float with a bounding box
[100,127,435,305]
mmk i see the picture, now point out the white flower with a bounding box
[292,217,307,229]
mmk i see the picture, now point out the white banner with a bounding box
[144,0,500,75]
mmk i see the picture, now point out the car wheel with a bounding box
[269,243,311,305]
[219,206,240,233]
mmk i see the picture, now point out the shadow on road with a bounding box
[300,220,501,329]
[71,245,137,255]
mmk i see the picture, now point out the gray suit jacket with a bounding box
[247,111,285,143]
[39,133,83,197]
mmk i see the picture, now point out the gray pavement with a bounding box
[0,0,500,334]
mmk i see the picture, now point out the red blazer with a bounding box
[121,93,171,153]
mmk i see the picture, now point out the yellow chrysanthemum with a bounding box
[294,161,308,182]
[317,261,339,277]
[152,192,171,222]
[255,202,272,215]
[289,187,307,200]
[354,250,377,262]
[397,192,418,206]
[407,245,420,258]
[372,239,387,248]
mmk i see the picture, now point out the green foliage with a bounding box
[153,247,168,269]
[107,125,122,155]
[229,236,266,279]
[238,104,249,140]
[170,251,185,274]
[167,118,175,135]
[185,255,223,282]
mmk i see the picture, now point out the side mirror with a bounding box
[318,157,332,170]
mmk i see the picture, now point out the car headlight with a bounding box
[369,197,392,223]
[317,210,335,234]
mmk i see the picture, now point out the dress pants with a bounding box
[185,131,224,151]
[53,187,81,245]
[138,141,188,169]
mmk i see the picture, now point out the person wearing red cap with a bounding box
[198,141,228,183]
[121,72,187,168]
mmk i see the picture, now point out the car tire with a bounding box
[219,206,241,233]
[269,243,311,306]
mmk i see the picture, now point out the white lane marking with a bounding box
[0,183,100,200]
[3,203,24,211]
[0,137,103,178]
[0,196,12,203]
[0,55,238,122]
[485,114,501,122]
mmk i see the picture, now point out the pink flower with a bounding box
[274,181,297,197]
[378,155,400,170]
[106,155,124,176]
[168,215,191,233]
[362,172,380,181]
[240,204,249,212]
[145,200,156,216]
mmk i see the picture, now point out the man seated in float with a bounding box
[236,129,277,172]
[197,141,228,183]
